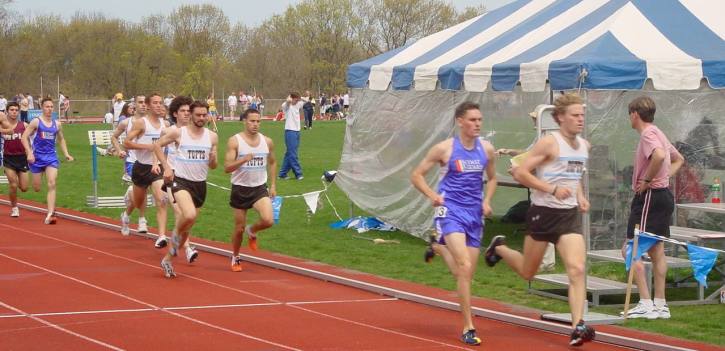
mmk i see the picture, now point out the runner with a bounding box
[410,101,497,346]
[154,100,218,278]
[20,97,74,224]
[1,102,30,217]
[225,108,277,272]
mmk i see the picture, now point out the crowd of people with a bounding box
[0,89,685,347]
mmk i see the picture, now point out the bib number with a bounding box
[435,206,448,218]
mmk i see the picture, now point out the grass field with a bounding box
[2,120,723,346]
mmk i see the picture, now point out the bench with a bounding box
[530,274,639,306]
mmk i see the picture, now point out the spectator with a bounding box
[278,92,304,180]
[19,94,29,123]
[343,91,350,115]
[26,93,34,110]
[207,94,218,120]
[0,94,7,113]
[113,93,125,124]
[118,102,135,124]
[104,107,114,124]
[302,90,314,130]
[227,93,237,118]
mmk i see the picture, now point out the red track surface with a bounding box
[0,202,720,351]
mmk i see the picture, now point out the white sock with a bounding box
[639,299,654,307]
[653,298,666,307]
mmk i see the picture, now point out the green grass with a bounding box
[3,121,724,346]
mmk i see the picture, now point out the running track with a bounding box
[0,201,719,350]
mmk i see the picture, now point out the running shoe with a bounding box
[161,258,176,278]
[424,234,436,263]
[121,173,132,182]
[231,255,243,272]
[10,207,19,217]
[620,301,658,319]
[246,225,258,251]
[569,320,595,346]
[137,217,148,233]
[461,329,482,346]
[120,211,130,236]
[185,245,199,264]
[655,304,671,319]
[44,212,57,225]
[155,235,168,249]
[484,235,506,267]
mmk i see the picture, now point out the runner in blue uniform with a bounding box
[21,97,74,224]
[411,101,497,346]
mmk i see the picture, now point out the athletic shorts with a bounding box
[29,154,59,174]
[434,205,483,248]
[626,188,674,239]
[131,161,163,188]
[230,184,269,210]
[125,161,133,176]
[526,205,582,244]
[164,176,207,208]
[3,154,29,173]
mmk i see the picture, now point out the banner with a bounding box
[686,244,719,288]
[624,234,659,271]
[303,191,321,214]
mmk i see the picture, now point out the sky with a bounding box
[9,0,514,27]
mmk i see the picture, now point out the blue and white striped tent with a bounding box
[348,0,725,92]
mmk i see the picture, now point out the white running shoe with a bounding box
[120,212,130,236]
[655,304,671,319]
[10,207,19,217]
[155,235,168,249]
[161,258,176,278]
[185,245,199,263]
[621,301,658,319]
[121,173,132,182]
[137,217,148,233]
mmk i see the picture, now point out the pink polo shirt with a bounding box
[633,125,679,190]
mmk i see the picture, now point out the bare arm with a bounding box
[21,119,39,163]
[266,136,277,197]
[55,122,73,161]
[123,119,151,150]
[482,141,497,217]
[0,112,12,133]
[669,147,684,177]
[152,127,179,183]
[411,140,448,207]
[223,135,253,173]
[208,132,218,170]
[513,135,573,200]
[111,119,129,158]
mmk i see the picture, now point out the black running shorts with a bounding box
[165,176,207,208]
[131,161,163,188]
[526,205,583,244]
[2,154,29,173]
[626,188,674,239]
[230,184,269,210]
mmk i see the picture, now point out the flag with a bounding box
[303,191,321,214]
[272,196,283,224]
[624,234,659,271]
[687,244,719,288]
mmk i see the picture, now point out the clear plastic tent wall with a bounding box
[335,84,725,245]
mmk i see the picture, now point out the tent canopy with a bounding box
[348,0,725,92]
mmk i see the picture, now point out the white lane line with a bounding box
[0,300,124,351]
[0,223,278,303]
[0,298,399,319]
[289,304,477,351]
[0,253,301,351]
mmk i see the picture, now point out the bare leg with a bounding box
[621,244,651,300]
[249,196,274,234]
[231,208,247,256]
[648,242,667,300]
[44,167,58,214]
[150,180,167,236]
[442,233,480,333]
[555,234,587,327]
[495,236,549,280]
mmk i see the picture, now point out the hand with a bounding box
[634,180,650,194]
[496,148,509,156]
[483,201,493,218]
[241,153,254,164]
[578,197,590,213]
[117,150,127,159]
[430,194,444,207]
[151,164,161,175]
[66,155,74,161]
[27,154,35,164]
[163,167,174,183]
[553,186,572,200]
[268,184,277,198]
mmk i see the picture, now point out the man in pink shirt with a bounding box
[621,96,683,320]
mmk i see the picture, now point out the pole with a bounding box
[622,224,640,322]
[40,76,43,99]
[91,143,99,207]
[57,76,60,119]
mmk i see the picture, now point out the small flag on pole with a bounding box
[687,244,719,288]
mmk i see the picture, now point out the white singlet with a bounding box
[231,133,268,187]
[173,126,211,182]
[530,131,588,209]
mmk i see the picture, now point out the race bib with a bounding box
[434,206,448,218]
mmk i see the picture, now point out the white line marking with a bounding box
[287,297,398,305]
[289,304,477,351]
[0,300,124,350]
[0,253,301,351]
